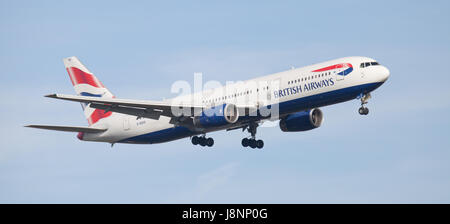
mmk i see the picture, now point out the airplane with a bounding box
[26,56,390,149]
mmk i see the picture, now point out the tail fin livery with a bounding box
[63,56,113,125]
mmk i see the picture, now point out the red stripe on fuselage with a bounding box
[67,67,104,88]
[312,63,352,72]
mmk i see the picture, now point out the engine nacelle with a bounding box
[279,108,323,132]
[193,104,239,128]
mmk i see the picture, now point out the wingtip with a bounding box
[45,94,57,98]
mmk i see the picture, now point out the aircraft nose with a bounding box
[379,66,390,82]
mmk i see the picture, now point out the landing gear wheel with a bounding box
[242,138,249,147]
[206,138,214,147]
[191,136,199,145]
[192,135,214,147]
[358,107,365,115]
[249,139,257,148]
[358,107,369,115]
[199,137,206,147]
[363,107,369,115]
[256,140,264,149]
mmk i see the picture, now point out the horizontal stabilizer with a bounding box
[25,125,107,133]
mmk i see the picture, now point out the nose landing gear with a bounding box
[358,93,371,115]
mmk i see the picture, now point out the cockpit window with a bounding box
[360,61,381,68]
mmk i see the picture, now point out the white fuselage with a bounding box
[82,56,390,144]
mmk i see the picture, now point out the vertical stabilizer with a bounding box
[63,56,114,125]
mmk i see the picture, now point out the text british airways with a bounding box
[274,78,334,99]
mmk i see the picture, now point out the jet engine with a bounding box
[279,108,323,132]
[193,104,239,128]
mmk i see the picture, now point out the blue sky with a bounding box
[1,0,450,203]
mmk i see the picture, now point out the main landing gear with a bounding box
[241,122,264,149]
[358,93,371,115]
[191,135,214,147]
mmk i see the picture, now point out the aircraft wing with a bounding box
[46,94,259,123]
[25,125,107,133]
[45,94,206,121]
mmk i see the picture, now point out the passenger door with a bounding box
[123,116,130,131]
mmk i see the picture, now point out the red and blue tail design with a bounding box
[64,56,114,125]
